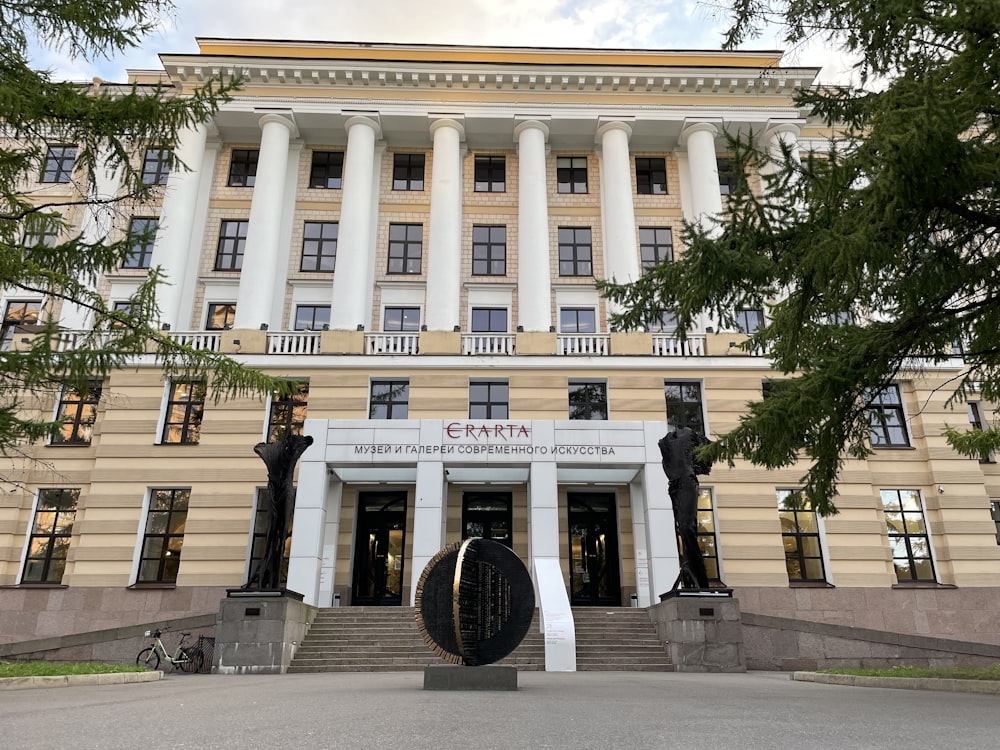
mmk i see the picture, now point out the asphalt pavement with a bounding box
[3,670,998,750]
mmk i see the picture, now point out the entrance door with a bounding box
[352,492,406,606]
[462,492,513,548]
[568,492,621,606]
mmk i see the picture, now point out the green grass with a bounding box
[819,664,1000,681]
[0,661,147,678]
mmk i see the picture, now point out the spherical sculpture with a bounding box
[415,539,535,666]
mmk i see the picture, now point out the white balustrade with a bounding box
[365,333,420,355]
[168,332,221,351]
[556,335,610,356]
[651,334,706,357]
[462,334,516,355]
[268,332,322,355]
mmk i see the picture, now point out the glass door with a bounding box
[462,491,513,548]
[568,492,621,606]
[352,492,406,605]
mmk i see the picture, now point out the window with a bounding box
[635,157,667,195]
[569,380,608,420]
[777,489,827,582]
[267,382,309,442]
[559,308,596,334]
[21,488,79,583]
[137,488,189,584]
[392,153,425,190]
[471,308,508,333]
[474,155,505,192]
[111,300,133,327]
[469,380,509,419]
[41,145,77,183]
[556,156,587,193]
[141,148,171,186]
[300,221,338,272]
[866,385,910,448]
[309,151,344,189]
[695,488,722,583]
[717,158,741,195]
[52,380,102,445]
[880,489,936,582]
[24,222,60,248]
[472,225,506,275]
[205,303,236,330]
[294,305,331,331]
[735,308,764,334]
[827,311,854,325]
[1,300,42,351]
[248,488,291,585]
[370,380,409,419]
[646,311,678,334]
[462,492,512,548]
[214,219,248,271]
[558,227,593,276]
[664,381,705,433]
[991,500,1000,545]
[383,307,421,332]
[123,218,158,269]
[639,227,673,270]
[387,223,423,274]
[227,149,259,187]
[968,402,995,463]
[162,380,206,444]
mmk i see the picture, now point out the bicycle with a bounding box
[136,629,204,673]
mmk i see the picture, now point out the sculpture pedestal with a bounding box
[423,665,518,691]
[649,594,746,673]
[214,590,316,674]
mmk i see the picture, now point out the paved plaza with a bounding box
[3,670,998,750]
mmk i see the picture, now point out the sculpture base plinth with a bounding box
[214,594,315,674]
[659,587,733,601]
[649,595,746,673]
[226,587,304,601]
[423,665,518,691]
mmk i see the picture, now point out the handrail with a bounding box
[461,334,516,355]
[365,333,419,355]
[556,334,609,356]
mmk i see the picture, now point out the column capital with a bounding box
[257,112,299,138]
[679,119,722,147]
[758,119,804,147]
[344,113,382,140]
[596,119,633,142]
[513,118,550,142]
[429,116,465,140]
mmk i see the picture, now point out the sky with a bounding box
[32,0,858,85]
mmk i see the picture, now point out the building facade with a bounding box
[2,39,999,646]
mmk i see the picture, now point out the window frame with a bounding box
[136,488,190,584]
[639,227,673,270]
[880,488,937,583]
[469,380,509,419]
[471,225,507,276]
[123,217,158,269]
[369,379,410,419]
[635,157,668,195]
[300,221,338,273]
[556,156,588,194]
[387,223,423,275]
[141,148,171,186]
[777,489,828,583]
[717,158,741,195]
[247,487,292,585]
[474,155,506,193]
[41,145,77,183]
[968,401,995,463]
[214,219,249,271]
[20,488,80,584]
[568,380,609,420]
[51,379,102,446]
[227,148,259,187]
[664,381,706,433]
[1,300,43,351]
[266,381,309,442]
[735,308,764,334]
[308,150,344,189]
[293,305,331,331]
[160,380,206,445]
[471,307,508,333]
[383,307,421,332]
[559,307,597,334]
[557,227,593,277]
[695,487,723,584]
[865,384,911,448]
[392,153,425,191]
[205,303,237,331]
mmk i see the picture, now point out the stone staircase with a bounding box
[287,605,671,673]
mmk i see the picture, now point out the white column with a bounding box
[629,479,652,607]
[597,121,640,321]
[330,115,382,331]
[424,118,465,331]
[233,114,298,330]
[149,123,210,330]
[515,120,552,332]
[642,422,680,599]
[758,121,802,193]
[680,121,724,233]
[286,433,329,607]
[409,459,446,605]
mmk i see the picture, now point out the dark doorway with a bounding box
[352,491,406,605]
[568,492,621,606]
[462,491,513,548]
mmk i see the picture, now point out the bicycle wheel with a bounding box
[181,648,204,674]
[136,647,160,670]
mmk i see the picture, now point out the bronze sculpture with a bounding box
[658,427,714,591]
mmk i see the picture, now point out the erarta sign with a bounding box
[445,422,530,440]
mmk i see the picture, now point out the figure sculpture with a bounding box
[658,426,714,591]
[244,434,314,591]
